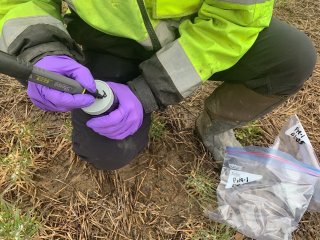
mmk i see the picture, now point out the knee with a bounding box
[277,30,317,95]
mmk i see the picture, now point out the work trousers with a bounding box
[70,18,317,170]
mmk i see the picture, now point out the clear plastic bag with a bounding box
[272,115,320,211]
[205,146,320,240]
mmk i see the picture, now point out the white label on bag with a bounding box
[226,170,263,189]
[285,122,311,145]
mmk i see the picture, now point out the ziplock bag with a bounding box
[205,146,320,240]
[272,115,320,211]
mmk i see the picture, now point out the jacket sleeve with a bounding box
[0,0,82,65]
[128,0,274,113]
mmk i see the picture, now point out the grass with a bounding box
[185,169,217,209]
[191,224,234,240]
[235,121,264,146]
[149,114,167,140]
[62,117,73,140]
[185,169,236,239]
[0,149,32,184]
[0,122,37,190]
[275,0,292,7]
[0,199,39,240]
[0,123,39,240]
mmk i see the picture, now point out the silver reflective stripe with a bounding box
[140,20,177,50]
[0,16,68,52]
[217,0,270,4]
[157,41,201,98]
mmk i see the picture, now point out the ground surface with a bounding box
[0,1,319,239]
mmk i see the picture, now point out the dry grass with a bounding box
[0,0,319,239]
[274,0,320,54]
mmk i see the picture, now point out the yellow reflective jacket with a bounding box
[0,0,274,112]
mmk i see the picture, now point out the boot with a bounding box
[196,83,287,162]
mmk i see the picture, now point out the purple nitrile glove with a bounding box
[86,82,144,140]
[27,55,96,112]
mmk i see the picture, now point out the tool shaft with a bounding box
[0,51,33,82]
[31,66,84,94]
[0,51,103,97]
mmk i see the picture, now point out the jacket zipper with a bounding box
[136,0,162,51]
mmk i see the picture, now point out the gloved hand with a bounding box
[86,82,143,140]
[27,55,96,112]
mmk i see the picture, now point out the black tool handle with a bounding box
[0,50,85,94]
[0,51,33,82]
[31,66,85,94]
[0,51,106,98]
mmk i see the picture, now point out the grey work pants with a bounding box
[71,18,317,170]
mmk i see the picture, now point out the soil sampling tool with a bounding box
[0,51,117,115]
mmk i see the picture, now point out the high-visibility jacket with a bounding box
[0,1,274,112]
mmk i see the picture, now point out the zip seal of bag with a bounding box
[226,147,320,177]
